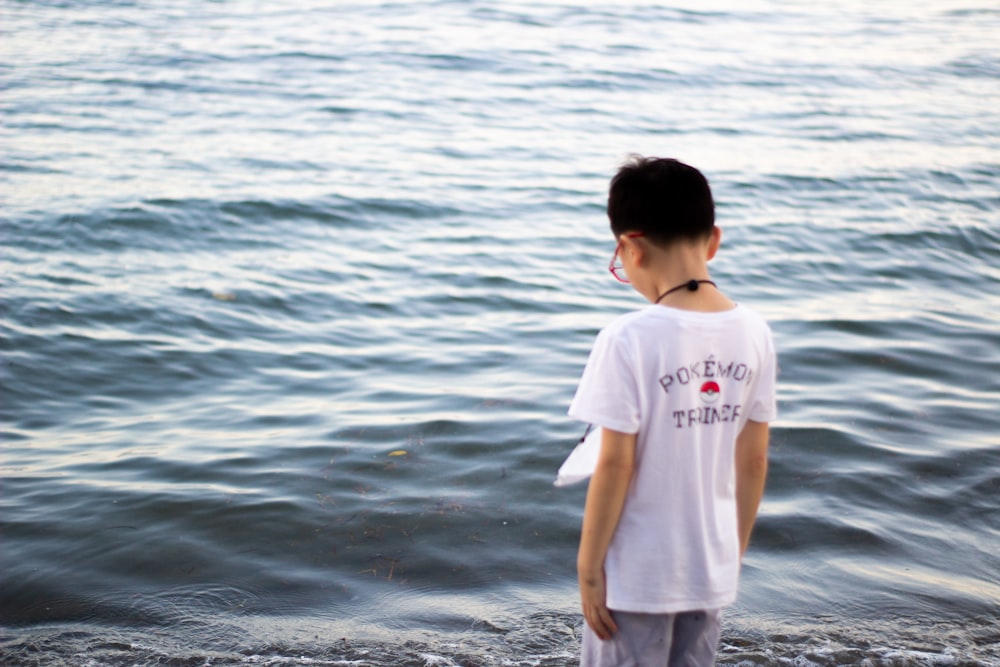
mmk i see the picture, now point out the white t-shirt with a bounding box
[568,303,777,613]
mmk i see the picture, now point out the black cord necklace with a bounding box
[655,279,716,304]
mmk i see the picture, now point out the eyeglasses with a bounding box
[609,232,645,283]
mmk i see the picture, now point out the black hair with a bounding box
[607,156,715,243]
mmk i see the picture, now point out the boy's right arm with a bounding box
[734,419,769,557]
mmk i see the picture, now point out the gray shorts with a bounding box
[580,609,721,667]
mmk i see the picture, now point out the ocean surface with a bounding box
[2,0,998,665]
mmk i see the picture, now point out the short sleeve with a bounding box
[747,325,778,423]
[568,325,641,434]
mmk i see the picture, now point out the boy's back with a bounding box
[570,303,776,613]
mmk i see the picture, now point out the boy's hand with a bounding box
[579,566,618,640]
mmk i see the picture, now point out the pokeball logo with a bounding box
[699,381,720,403]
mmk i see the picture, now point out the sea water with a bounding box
[2,1,998,665]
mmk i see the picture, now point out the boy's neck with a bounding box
[633,238,734,313]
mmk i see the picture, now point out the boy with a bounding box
[568,156,776,665]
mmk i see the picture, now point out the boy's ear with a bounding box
[706,227,722,261]
[622,234,646,266]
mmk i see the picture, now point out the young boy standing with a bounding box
[568,157,776,665]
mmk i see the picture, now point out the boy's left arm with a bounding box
[577,427,636,641]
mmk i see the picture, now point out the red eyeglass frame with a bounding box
[609,232,645,283]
